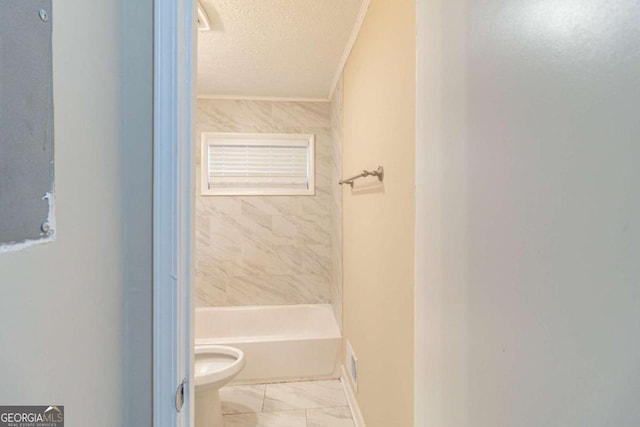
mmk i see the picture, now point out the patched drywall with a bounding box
[0,0,55,251]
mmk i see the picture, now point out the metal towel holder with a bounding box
[339,166,384,188]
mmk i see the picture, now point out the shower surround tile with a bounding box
[226,274,328,306]
[240,198,297,217]
[271,102,331,128]
[197,100,274,131]
[194,279,227,308]
[195,99,338,307]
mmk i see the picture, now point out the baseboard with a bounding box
[341,365,366,427]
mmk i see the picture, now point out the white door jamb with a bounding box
[153,0,195,426]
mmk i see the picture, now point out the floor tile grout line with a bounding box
[262,402,350,412]
[261,383,267,413]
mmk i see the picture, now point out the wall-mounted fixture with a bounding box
[339,166,384,188]
[197,2,211,31]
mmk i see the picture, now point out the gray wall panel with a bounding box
[0,0,54,246]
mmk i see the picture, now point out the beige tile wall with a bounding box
[195,99,341,308]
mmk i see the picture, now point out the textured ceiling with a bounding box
[197,0,366,100]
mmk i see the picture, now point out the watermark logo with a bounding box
[0,405,64,427]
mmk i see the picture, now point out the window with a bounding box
[201,132,315,196]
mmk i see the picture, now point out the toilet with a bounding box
[194,345,246,427]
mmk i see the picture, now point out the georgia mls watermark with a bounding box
[0,406,63,427]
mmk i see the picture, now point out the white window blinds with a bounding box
[201,133,315,196]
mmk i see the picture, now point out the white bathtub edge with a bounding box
[197,304,341,384]
[196,303,334,313]
[341,365,366,427]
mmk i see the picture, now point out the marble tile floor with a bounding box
[219,379,355,427]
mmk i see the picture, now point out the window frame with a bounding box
[200,132,316,196]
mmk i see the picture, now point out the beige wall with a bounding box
[195,99,341,308]
[342,0,415,425]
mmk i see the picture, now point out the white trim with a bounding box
[153,0,195,426]
[414,0,436,426]
[197,1,210,31]
[415,0,425,422]
[196,94,331,103]
[327,0,371,99]
[341,366,366,427]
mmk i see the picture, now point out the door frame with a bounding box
[413,0,430,426]
[414,0,429,425]
[153,0,196,426]
[153,0,428,426]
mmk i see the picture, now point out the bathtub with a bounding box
[195,304,342,384]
